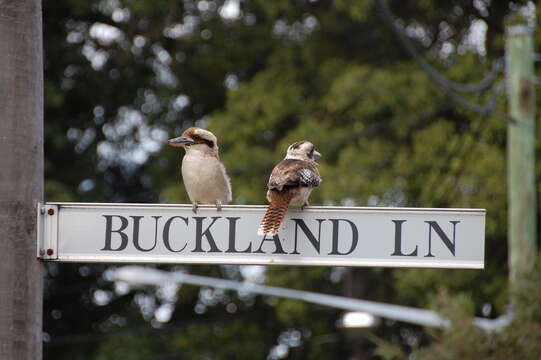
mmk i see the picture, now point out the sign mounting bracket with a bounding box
[37,203,59,260]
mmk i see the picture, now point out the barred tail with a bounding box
[257,190,293,236]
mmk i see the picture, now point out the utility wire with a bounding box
[376,0,508,119]
[376,0,503,94]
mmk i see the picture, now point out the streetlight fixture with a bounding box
[338,311,380,328]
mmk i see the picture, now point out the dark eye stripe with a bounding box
[194,138,214,148]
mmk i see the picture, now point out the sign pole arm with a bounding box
[0,0,44,359]
[505,10,537,301]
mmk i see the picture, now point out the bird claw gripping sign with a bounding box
[37,203,485,269]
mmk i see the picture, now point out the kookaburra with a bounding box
[168,127,232,213]
[258,141,322,236]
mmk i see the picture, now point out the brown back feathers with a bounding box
[258,159,321,236]
[268,159,320,191]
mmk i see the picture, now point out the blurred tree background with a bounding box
[42,0,541,359]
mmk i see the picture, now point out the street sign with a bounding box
[37,202,485,268]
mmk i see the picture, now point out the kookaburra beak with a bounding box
[168,136,194,147]
[312,150,322,159]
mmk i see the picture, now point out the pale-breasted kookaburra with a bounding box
[258,141,322,236]
[168,127,232,213]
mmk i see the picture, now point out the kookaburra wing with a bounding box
[258,141,321,236]
[168,127,232,213]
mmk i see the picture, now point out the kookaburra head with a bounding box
[285,141,321,161]
[167,127,219,153]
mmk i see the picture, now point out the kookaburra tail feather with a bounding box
[258,190,294,236]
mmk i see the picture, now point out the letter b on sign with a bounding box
[101,215,129,251]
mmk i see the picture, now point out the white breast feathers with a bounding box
[181,152,232,205]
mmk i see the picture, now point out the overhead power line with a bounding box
[376,0,507,118]
[376,0,503,94]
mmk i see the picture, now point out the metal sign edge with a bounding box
[44,255,484,269]
[43,202,487,214]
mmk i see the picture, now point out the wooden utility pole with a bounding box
[505,12,537,299]
[0,1,44,359]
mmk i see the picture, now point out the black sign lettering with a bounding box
[131,216,158,252]
[290,218,325,254]
[254,235,287,254]
[390,220,418,256]
[193,217,222,253]
[163,216,189,253]
[328,219,358,255]
[424,221,460,257]
[225,217,252,253]
[101,215,129,251]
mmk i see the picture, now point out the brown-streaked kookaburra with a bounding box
[258,141,322,236]
[168,127,232,213]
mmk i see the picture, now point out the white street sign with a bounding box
[37,203,485,268]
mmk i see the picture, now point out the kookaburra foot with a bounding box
[215,200,223,211]
[192,202,199,214]
[301,201,309,210]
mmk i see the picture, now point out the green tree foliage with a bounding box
[416,256,541,360]
[42,0,540,359]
